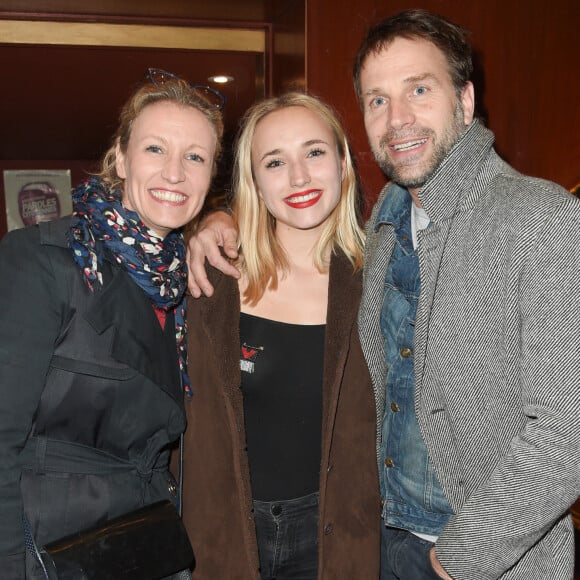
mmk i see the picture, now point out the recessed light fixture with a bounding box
[208,75,234,84]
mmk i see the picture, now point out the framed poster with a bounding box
[3,169,72,231]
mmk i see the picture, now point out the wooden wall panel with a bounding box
[0,0,305,238]
[306,0,580,209]
[0,0,270,21]
[271,0,306,95]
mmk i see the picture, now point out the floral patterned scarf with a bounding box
[67,177,191,396]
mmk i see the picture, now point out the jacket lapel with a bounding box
[359,184,396,432]
[39,219,182,401]
[414,218,453,396]
[414,122,496,399]
[198,268,243,413]
[84,264,181,400]
[321,252,362,458]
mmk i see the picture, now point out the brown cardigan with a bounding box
[180,251,380,579]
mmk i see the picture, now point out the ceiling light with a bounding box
[208,75,234,84]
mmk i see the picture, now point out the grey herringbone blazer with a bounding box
[359,121,579,579]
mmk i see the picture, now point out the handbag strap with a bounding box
[23,514,50,580]
[178,370,185,517]
[178,432,184,516]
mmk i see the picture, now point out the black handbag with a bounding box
[38,500,194,580]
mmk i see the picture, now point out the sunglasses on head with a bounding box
[146,68,226,111]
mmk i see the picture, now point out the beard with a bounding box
[372,100,467,189]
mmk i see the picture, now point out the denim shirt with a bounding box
[378,185,453,536]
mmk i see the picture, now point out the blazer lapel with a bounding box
[414,122,498,400]
[359,221,395,431]
[414,216,453,397]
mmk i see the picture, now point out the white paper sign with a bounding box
[3,169,72,231]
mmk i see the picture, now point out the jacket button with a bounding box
[167,480,177,497]
[400,347,412,358]
[390,402,400,412]
[324,523,333,535]
[384,457,394,468]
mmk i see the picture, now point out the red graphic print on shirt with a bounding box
[240,343,263,374]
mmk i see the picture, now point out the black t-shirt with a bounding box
[240,312,325,501]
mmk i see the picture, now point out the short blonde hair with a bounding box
[98,78,224,192]
[232,92,364,305]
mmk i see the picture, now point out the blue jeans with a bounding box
[380,525,442,580]
[253,491,319,580]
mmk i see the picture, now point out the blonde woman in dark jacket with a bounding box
[181,93,380,579]
[0,70,224,579]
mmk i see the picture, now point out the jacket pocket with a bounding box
[50,355,138,380]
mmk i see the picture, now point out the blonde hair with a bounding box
[98,78,224,192]
[233,92,365,305]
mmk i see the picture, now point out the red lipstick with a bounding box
[284,189,322,209]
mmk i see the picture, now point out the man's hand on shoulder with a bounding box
[187,210,240,298]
